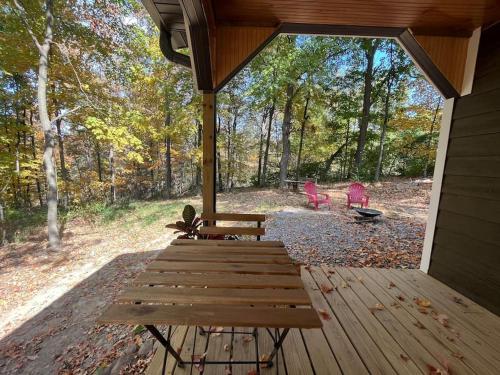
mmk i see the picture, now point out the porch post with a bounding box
[202,92,216,218]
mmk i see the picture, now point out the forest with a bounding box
[0,0,442,248]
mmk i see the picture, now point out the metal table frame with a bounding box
[146,324,290,374]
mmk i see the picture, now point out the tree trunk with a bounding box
[261,99,275,187]
[322,142,347,179]
[96,142,103,182]
[55,113,69,207]
[424,97,442,178]
[354,39,380,176]
[30,132,44,207]
[165,112,172,198]
[0,201,6,246]
[342,121,350,180]
[257,110,268,186]
[216,116,224,192]
[225,117,231,191]
[295,94,310,181]
[109,147,116,203]
[279,84,295,188]
[36,0,59,249]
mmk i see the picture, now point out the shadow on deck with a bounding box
[148,267,500,375]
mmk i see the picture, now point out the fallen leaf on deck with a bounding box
[418,307,429,314]
[192,352,207,372]
[414,297,431,308]
[388,281,396,288]
[413,321,426,329]
[341,281,349,288]
[400,354,409,362]
[211,327,224,336]
[427,358,451,375]
[369,303,385,314]
[397,294,405,301]
[317,308,332,320]
[320,284,334,293]
[452,296,468,307]
[452,352,464,360]
[260,354,271,368]
[434,313,449,327]
[242,336,253,343]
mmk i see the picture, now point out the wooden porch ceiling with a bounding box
[143,0,500,96]
[212,0,500,36]
[146,266,500,374]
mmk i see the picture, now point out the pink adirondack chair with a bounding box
[304,181,332,210]
[346,183,369,208]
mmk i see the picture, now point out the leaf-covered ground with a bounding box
[0,178,431,374]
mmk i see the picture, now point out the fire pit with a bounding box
[353,208,383,218]
[352,208,383,223]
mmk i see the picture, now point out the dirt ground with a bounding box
[0,178,431,374]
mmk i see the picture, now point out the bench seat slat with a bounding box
[199,226,265,236]
[171,239,284,247]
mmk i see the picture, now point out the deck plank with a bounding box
[310,268,397,375]
[203,328,232,375]
[343,267,477,375]
[301,328,342,375]
[324,266,422,374]
[280,328,315,375]
[231,327,257,375]
[360,268,493,375]
[300,267,369,374]
[376,268,500,371]
[402,269,500,336]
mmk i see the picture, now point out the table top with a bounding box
[98,239,322,329]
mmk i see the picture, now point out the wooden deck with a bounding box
[146,267,500,375]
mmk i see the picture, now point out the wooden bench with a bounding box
[199,212,266,240]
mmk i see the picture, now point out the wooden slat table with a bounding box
[98,239,321,373]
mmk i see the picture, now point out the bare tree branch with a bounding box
[50,105,82,124]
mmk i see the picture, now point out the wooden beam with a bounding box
[179,0,213,90]
[202,93,216,217]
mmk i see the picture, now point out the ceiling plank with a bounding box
[398,30,460,98]
[414,34,469,93]
[215,25,279,90]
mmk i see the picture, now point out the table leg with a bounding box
[145,325,185,368]
[266,328,289,367]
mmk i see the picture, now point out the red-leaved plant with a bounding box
[166,205,202,239]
